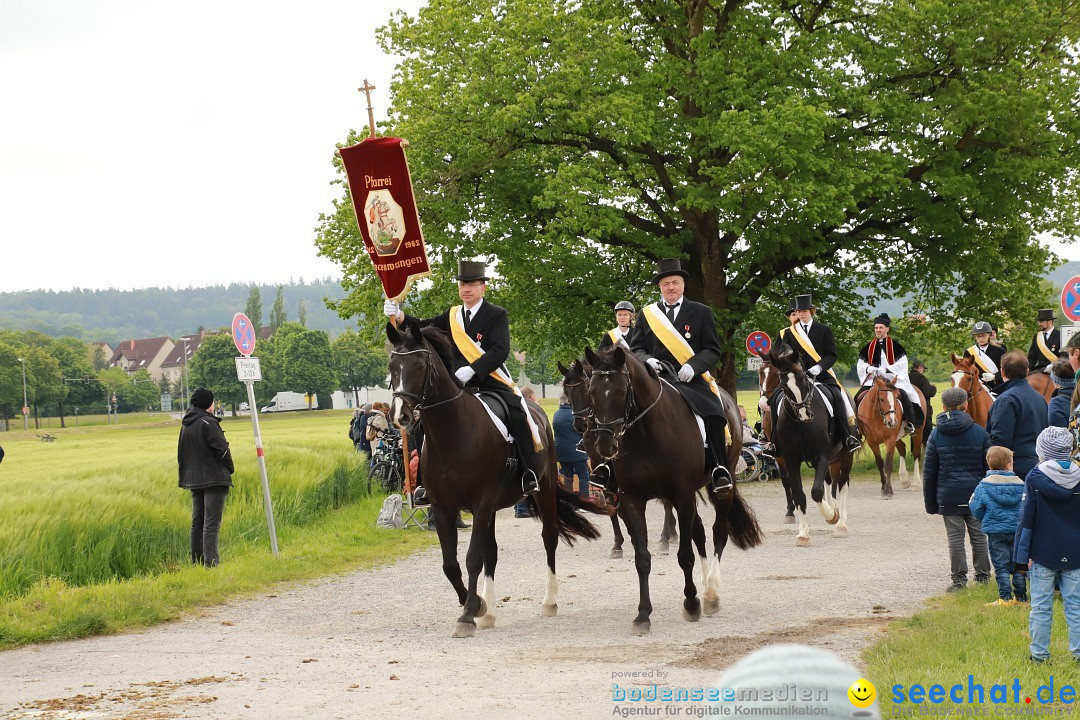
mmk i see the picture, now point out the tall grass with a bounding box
[0,412,371,600]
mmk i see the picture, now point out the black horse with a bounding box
[387,321,612,637]
[583,346,763,634]
[557,356,678,559]
[765,346,854,546]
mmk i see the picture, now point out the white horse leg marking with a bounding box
[796,509,811,547]
[540,568,558,617]
[834,484,849,537]
[477,573,496,628]
[816,498,837,524]
[911,455,922,490]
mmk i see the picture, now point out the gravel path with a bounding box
[1,478,945,719]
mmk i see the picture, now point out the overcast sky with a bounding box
[1,1,1075,294]
[0,0,426,292]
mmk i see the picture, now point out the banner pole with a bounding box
[358,79,377,139]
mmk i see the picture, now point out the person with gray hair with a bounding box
[923,385,992,591]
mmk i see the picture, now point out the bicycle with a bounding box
[368,433,405,493]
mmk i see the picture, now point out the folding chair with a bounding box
[400,434,429,530]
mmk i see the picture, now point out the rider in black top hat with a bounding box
[384,259,543,497]
[630,258,732,495]
[777,294,863,453]
[1027,308,1062,373]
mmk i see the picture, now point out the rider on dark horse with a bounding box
[384,259,543,499]
[855,312,924,436]
[775,293,863,453]
[628,258,733,496]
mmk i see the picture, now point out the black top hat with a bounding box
[794,294,815,311]
[786,300,798,315]
[1038,308,1056,322]
[873,313,891,327]
[455,260,489,283]
[651,258,689,284]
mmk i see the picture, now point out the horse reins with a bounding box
[389,347,465,426]
[589,369,665,440]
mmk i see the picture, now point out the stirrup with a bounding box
[844,436,862,451]
[521,469,540,495]
[710,465,733,492]
[588,462,617,493]
[902,421,915,436]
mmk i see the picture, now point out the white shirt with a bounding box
[462,298,485,325]
[660,296,684,322]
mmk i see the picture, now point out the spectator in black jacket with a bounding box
[923,387,992,592]
[910,358,937,445]
[178,388,234,567]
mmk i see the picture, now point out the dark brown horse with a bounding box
[765,346,854,546]
[756,357,795,523]
[558,357,678,558]
[950,354,994,428]
[583,346,762,634]
[387,321,611,637]
[855,376,927,497]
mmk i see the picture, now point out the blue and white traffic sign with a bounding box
[1061,276,1080,323]
[232,312,257,357]
[746,331,772,357]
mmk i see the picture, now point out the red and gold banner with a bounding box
[338,137,430,302]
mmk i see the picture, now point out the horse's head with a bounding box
[870,375,901,430]
[766,346,814,422]
[757,356,779,415]
[386,319,456,431]
[950,353,981,399]
[583,345,634,460]
[558,355,592,434]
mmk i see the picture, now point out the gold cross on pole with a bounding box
[358,79,377,139]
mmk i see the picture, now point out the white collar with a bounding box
[660,295,684,309]
[801,319,814,330]
[463,298,484,316]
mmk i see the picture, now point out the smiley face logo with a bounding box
[848,678,876,708]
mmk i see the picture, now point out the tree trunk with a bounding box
[58,402,67,429]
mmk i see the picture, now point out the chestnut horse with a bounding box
[387,321,611,637]
[856,376,927,498]
[557,357,677,558]
[950,354,994,427]
[1027,371,1056,403]
[584,346,762,634]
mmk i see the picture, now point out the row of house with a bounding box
[106,334,205,385]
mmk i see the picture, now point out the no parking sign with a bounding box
[1060,275,1080,323]
[746,331,772,357]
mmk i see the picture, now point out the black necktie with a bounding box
[802,323,809,334]
[464,308,472,329]
[665,303,679,322]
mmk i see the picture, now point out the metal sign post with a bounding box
[233,313,278,556]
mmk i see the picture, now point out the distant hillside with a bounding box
[0,279,356,343]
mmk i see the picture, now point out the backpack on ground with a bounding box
[376,493,403,529]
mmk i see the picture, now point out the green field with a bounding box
[0,410,435,648]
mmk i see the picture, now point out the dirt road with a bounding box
[1,479,944,719]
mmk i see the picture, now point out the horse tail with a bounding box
[726,485,764,550]
[550,486,612,546]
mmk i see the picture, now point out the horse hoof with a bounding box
[682,600,702,622]
[825,510,840,526]
[631,620,651,635]
[610,547,623,559]
[833,526,849,538]
[540,603,558,618]
[474,597,487,618]
[703,592,720,616]
[451,621,476,638]
[658,541,669,553]
[476,614,495,629]
[881,491,893,499]
[900,479,912,490]
[783,515,796,525]
[795,536,811,547]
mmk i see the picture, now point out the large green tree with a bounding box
[244,286,264,335]
[332,330,388,407]
[270,286,287,331]
[282,327,336,409]
[317,0,1080,389]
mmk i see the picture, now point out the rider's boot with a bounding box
[898,392,917,437]
[705,419,733,497]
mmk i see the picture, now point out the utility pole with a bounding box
[17,357,28,431]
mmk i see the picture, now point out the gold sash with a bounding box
[642,304,721,398]
[449,305,542,450]
[789,324,838,380]
[608,328,622,346]
[1036,332,1057,363]
[966,345,998,375]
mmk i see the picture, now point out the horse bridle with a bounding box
[561,379,592,433]
[588,369,665,441]
[957,366,988,403]
[389,347,464,427]
[872,381,899,423]
[780,369,816,421]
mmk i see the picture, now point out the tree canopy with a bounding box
[317,0,1080,387]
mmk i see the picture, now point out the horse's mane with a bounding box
[417,325,463,386]
[591,346,659,381]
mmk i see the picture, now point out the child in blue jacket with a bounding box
[969,446,1026,604]
[1014,426,1080,663]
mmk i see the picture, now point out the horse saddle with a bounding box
[473,390,514,442]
